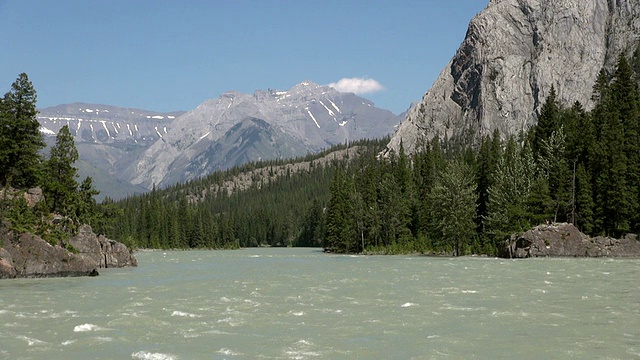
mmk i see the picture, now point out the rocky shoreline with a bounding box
[501,223,640,258]
[0,224,137,279]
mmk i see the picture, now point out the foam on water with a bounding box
[17,335,47,346]
[217,348,243,356]
[171,311,200,318]
[284,340,322,359]
[73,323,106,332]
[131,351,177,360]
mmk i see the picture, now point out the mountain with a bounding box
[38,103,185,199]
[386,0,640,155]
[128,81,402,188]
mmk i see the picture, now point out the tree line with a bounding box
[0,73,102,245]
[318,54,640,254]
[105,139,386,249]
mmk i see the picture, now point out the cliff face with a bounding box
[387,0,640,155]
[0,225,137,279]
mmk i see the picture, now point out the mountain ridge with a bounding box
[128,81,402,188]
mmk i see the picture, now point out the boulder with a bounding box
[0,225,137,279]
[501,223,640,258]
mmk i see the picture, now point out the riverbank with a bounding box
[0,224,137,279]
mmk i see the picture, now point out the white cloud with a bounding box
[328,77,385,95]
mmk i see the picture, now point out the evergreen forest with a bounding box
[107,54,640,255]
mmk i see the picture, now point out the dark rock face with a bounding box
[0,224,137,279]
[501,223,640,258]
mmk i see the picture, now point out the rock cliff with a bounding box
[501,223,640,258]
[387,0,640,155]
[0,224,137,279]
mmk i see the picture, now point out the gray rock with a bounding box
[0,224,137,279]
[386,0,640,155]
[501,223,640,258]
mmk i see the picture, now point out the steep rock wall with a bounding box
[387,0,640,155]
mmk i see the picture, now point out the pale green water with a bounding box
[1,248,639,359]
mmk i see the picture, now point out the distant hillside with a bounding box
[106,138,388,249]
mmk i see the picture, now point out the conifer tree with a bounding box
[44,125,79,215]
[427,159,477,256]
[485,136,536,243]
[0,73,45,188]
[533,86,560,158]
[475,130,501,235]
[575,163,594,234]
[77,176,100,225]
[324,167,355,252]
[595,102,630,237]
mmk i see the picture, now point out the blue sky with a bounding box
[1,0,488,115]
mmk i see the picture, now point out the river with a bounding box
[1,248,639,359]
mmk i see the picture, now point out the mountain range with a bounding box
[38,82,403,197]
[38,0,640,199]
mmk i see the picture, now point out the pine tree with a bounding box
[538,127,571,222]
[533,86,560,158]
[44,125,79,216]
[324,167,355,252]
[427,159,477,256]
[475,130,502,235]
[485,137,536,243]
[0,73,45,188]
[595,103,630,237]
[77,176,100,225]
[575,163,594,234]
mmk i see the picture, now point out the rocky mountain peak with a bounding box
[128,81,402,188]
[386,0,640,156]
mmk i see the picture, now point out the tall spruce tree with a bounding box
[575,163,594,234]
[427,159,477,256]
[324,166,355,252]
[0,73,45,188]
[44,125,79,215]
[485,136,536,243]
[533,86,560,158]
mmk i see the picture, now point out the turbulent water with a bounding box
[1,248,639,359]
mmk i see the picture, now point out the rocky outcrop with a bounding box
[0,224,137,279]
[0,187,45,207]
[501,223,640,258]
[386,0,640,155]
